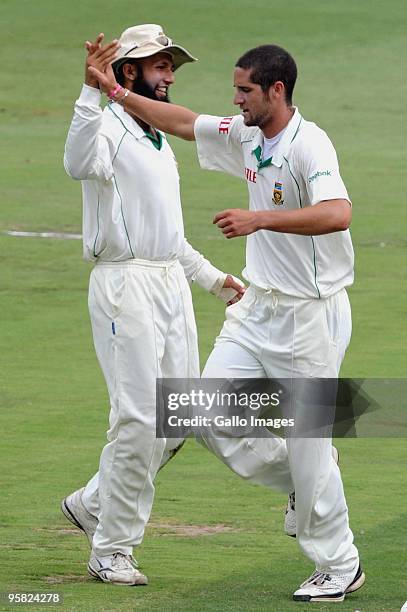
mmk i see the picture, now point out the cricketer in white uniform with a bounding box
[87,41,365,602]
[62,25,245,587]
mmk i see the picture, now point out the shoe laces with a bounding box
[304,570,332,587]
[111,552,133,571]
[128,555,139,569]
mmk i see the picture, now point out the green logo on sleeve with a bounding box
[308,170,332,183]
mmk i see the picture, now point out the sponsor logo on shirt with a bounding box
[218,117,233,134]
[272,181,284,205]
[245,168,257,183]
[308,170,332,183]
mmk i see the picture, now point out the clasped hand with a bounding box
[84,33,120,93]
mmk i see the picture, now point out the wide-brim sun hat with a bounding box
[112,24,197,72]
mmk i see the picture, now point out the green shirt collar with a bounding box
[251,108,302,169]
[144,129,163,150]
[252,145,273,169]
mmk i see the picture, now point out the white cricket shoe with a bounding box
[88,552,148,586]
[284,445,339,537]
[293,563,365,602]
[61,487,98,546]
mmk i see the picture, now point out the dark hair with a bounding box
[235,45,297,104]
[113,59,141,87]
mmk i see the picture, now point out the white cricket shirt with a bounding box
[64,85,223,291]
[194,109,354,299]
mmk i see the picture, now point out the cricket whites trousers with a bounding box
[81,262,293,556]
[200,284,359,574]
[82,259,199,557]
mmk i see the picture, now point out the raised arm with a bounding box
[87,43,198,140]
[64,36,118,181]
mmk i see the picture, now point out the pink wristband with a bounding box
[108,84,123,100]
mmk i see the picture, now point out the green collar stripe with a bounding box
[258,156,273,169]
[252,145,262,162]
[144,130,163,150]
[290,117,302,143]
[252,145,273,169]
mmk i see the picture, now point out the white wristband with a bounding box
[213,275,244,303]
[193,260,244,303]
[193,260,226,293]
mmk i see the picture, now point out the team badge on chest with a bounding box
[272,181,284,205]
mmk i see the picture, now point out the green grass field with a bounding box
[1,0,406,610]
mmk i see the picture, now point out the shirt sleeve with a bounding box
[297,128,351,206]
[63,84,114,182]
[177,239,226,293]
[194,114,245,180]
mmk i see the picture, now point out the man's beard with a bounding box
[243,109,271,129]
[132,77,170,103]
